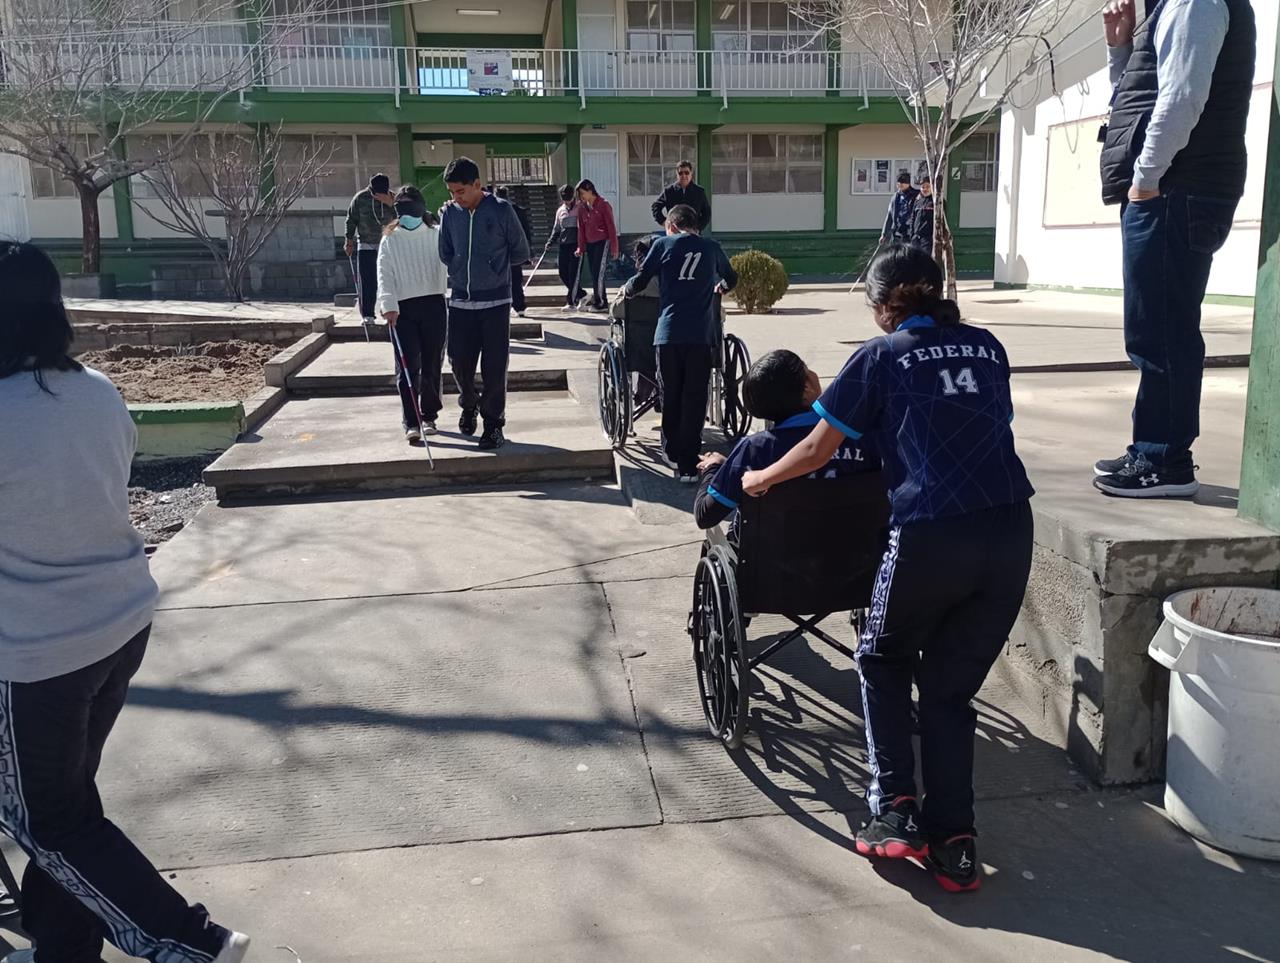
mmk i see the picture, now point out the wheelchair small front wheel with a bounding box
[689,546,749,750]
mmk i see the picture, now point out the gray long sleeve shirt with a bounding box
[0,367,157,681]
[1108,0,1231,193]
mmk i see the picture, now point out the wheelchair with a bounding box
[687,472,890,750]
[597,294,752,450]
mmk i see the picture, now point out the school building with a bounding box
[0,0,1003,291]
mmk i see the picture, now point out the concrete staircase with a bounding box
[203,311,617,502]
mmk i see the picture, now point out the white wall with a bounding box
[995,4,1276,297]
[714,193,823,233]
[836,125,928,230]
[960,191,997,229]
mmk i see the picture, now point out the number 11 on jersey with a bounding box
[678,251,702,281]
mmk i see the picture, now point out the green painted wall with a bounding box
[566,125,582,184]
[197,92,909,128]
[396,124,415,185]
[1239,28,1280,533]
[822,125,840,232]
[111,130,135,243]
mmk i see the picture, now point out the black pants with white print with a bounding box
[858,501,1033,837]
[393,294,447,428]
[0,626,228,962]
[585,240,609,308]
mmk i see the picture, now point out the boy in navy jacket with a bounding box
[622,204,737,482]
[695,349,878,530]
[439,157,531,450]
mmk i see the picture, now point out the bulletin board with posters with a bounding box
[467,50,513,95]
[1042,115,1117,227]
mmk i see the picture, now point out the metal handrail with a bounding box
[0,39,901,100]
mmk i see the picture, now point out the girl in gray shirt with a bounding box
[0,242,249,963]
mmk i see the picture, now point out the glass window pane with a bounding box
[713,164,747,194]
[672,1,694,30]
[627,134,648,164]
[788,167,821,193]
[750,134,780,160]
[627,1,648,26]
[649,169,667,195]
[751,165,785,193]
[668,33,695,51]
[851,159,870,194]
[628,168,647,195]
[712,134,748,161]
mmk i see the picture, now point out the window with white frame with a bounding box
[960,132,997,192]
[712,132,823,194]
[627,133,697,196]
[851,157,928,194]
[626,0,696,53]
[279,133,399,198]
[712,1,812,53]
[129,133,232,199]
[268,0,391,49]
[29,135,103,199]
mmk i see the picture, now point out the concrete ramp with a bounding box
[204,392,615,500]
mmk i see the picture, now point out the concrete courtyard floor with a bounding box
[6,284,1276,962]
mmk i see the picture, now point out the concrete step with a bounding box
[613,421,739,526]
[285,339,599,397]
[203,391,616,500]
[330,318,544,342]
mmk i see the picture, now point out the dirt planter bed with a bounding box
[79,340,282,404]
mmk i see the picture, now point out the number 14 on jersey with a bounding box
[939,367,979,395]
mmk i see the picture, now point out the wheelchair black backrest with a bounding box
[736,472,890,616]
[619,296,660,374]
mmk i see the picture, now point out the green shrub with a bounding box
[728,249,789,314]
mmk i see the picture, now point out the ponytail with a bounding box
[863,243,962,327]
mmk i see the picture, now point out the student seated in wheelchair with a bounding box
[693,348,878,534]
[610,236,662,407]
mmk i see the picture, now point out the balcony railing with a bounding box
[0,40,901,103]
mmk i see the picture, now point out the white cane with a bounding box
[389,322,434,469]
[349,253,372,342]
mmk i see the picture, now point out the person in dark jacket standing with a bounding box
[881,171,920,244]
[1094,0,1255,498]
[548,184,584,311]
[438,157,531,450]
[344,173,397,324]
[651,161,712,232]
[910,176,935,254]
[623,204,738,482]
[496,186,535,318]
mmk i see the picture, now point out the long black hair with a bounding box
[0,241,80,391]
[863,242,961,327]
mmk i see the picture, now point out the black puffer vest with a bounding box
[1099,0,1255,204]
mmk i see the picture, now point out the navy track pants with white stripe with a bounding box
[0,626,228,963]
[858,500,1033,837]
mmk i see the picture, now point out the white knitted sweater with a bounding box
[375,223,448,316]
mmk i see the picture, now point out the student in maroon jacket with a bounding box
[575,179,620,312]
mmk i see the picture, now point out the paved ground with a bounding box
[3,284,1276,962]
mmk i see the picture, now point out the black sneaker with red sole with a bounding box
[855,796,928,860]
[927,834,981,892]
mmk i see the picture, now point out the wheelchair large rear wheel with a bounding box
[720,334,752,441]
[596,341,632,449]
[689,545,749,750]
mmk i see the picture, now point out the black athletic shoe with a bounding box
[458,409,478,437]
[478,426,506,451]
[927,834,981,892]
[855,796,928,860]
[1094,452,1133,476]
[1094,454,1199,498]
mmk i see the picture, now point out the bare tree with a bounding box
[133,126,333,300]
[0,0,325,276]
[800,0,1099,297]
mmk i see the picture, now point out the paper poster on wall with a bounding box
[874,159,890,188]
[467,50,513,95]
[1043,116,1114,227]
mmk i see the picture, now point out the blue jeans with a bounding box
[1120,190,1236,464]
